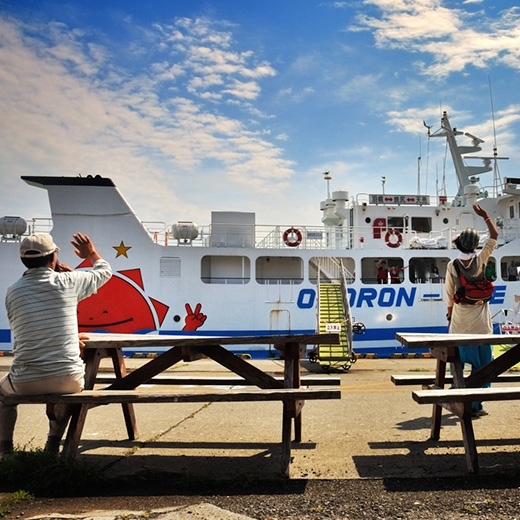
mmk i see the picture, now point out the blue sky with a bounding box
[1,0,519,227]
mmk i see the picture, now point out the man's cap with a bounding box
[454,228,480,252]
[20,233,59,258]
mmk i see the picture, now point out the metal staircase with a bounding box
[316,282,354,370]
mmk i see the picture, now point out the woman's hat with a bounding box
[454,228,480,252]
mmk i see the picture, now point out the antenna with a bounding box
[323,171,332,199]
[417,137,422,195]
[488,76,505,196]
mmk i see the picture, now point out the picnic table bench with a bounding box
[393,333,520,473]
[3,333,341,476]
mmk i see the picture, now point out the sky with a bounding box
[1,0,520,229]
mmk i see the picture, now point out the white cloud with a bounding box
[352,1,520,78]
[0,15,294,224]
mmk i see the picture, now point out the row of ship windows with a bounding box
[159,255,520,284]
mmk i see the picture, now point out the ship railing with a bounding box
[499,220,520,244]
[2,218,54,241]
[201,277,250,285]
[27,218,54,235]
[256,277,304,285]
[311,256,355,283]
[153,223,355,250]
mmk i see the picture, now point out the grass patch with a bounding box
[0,448,105,497]
[0,490,34,518]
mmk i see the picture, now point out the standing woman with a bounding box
[445,204,498,417]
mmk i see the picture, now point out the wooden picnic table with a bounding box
[57,332,340,476]
[396,332,520,472]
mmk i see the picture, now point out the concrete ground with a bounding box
[2,354,520,480]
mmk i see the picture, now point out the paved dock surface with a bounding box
[1,355,520,519]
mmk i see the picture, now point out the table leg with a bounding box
[431,357,446,440]
[465,342,520,388]
[62,348,103,457]
[283,343,302,442]
[460,402,478,473]
[281,403,291,478]
[109,348,137,440]
[450,350,479,472]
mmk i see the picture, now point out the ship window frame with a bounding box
[408,256,450,284]
[501,256,520,282]
[361,256,406,284]
[255,256,304,285]
[201,255,251,285]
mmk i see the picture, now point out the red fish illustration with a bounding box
[77,266,169,333]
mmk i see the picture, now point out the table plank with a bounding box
[396,333,520,348]
[83,333,339,349]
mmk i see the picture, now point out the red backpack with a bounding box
[453,260,494,305]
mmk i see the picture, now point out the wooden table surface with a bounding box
[396,332,520,348]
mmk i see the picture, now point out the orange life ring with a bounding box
[385,229,402,248]
[283,227,302,247]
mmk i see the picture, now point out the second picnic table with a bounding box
[395,332,520,472]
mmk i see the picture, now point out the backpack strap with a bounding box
[453,259,461,275]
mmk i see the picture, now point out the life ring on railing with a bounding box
[283,227,302,247]
[385,229,402,248]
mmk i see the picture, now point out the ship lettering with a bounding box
[347,287,417,308]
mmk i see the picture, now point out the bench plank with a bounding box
[2,388,341,406]
[413,386,520,404]
[391,373,520,386]
[96,375,341,386]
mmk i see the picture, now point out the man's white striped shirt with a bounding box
[5,259,112,382]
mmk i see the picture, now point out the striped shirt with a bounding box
[5,259,112,382]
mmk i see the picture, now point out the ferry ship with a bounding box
[1,111,520,361]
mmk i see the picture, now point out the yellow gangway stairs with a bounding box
[317,282,354,371]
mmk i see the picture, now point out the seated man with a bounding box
[1,232,112,456]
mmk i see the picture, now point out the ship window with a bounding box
[160,257,181,278]
[387,217,404,231]
[309,256,355,284]
[409,257,450,284]
[510,205,515,219]
[256,256,303,285]
[485,257,497,281]
[201,255,250,284]
[361,257,406,284]
[411,217,432,233]
[501,256,520,282]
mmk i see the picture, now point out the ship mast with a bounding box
[428,111,493,206]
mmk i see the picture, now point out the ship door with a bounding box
[459,212,475,230]
[270,309,291,334]
[373,218,386,239]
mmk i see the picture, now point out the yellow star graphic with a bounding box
[113,240,132,258]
